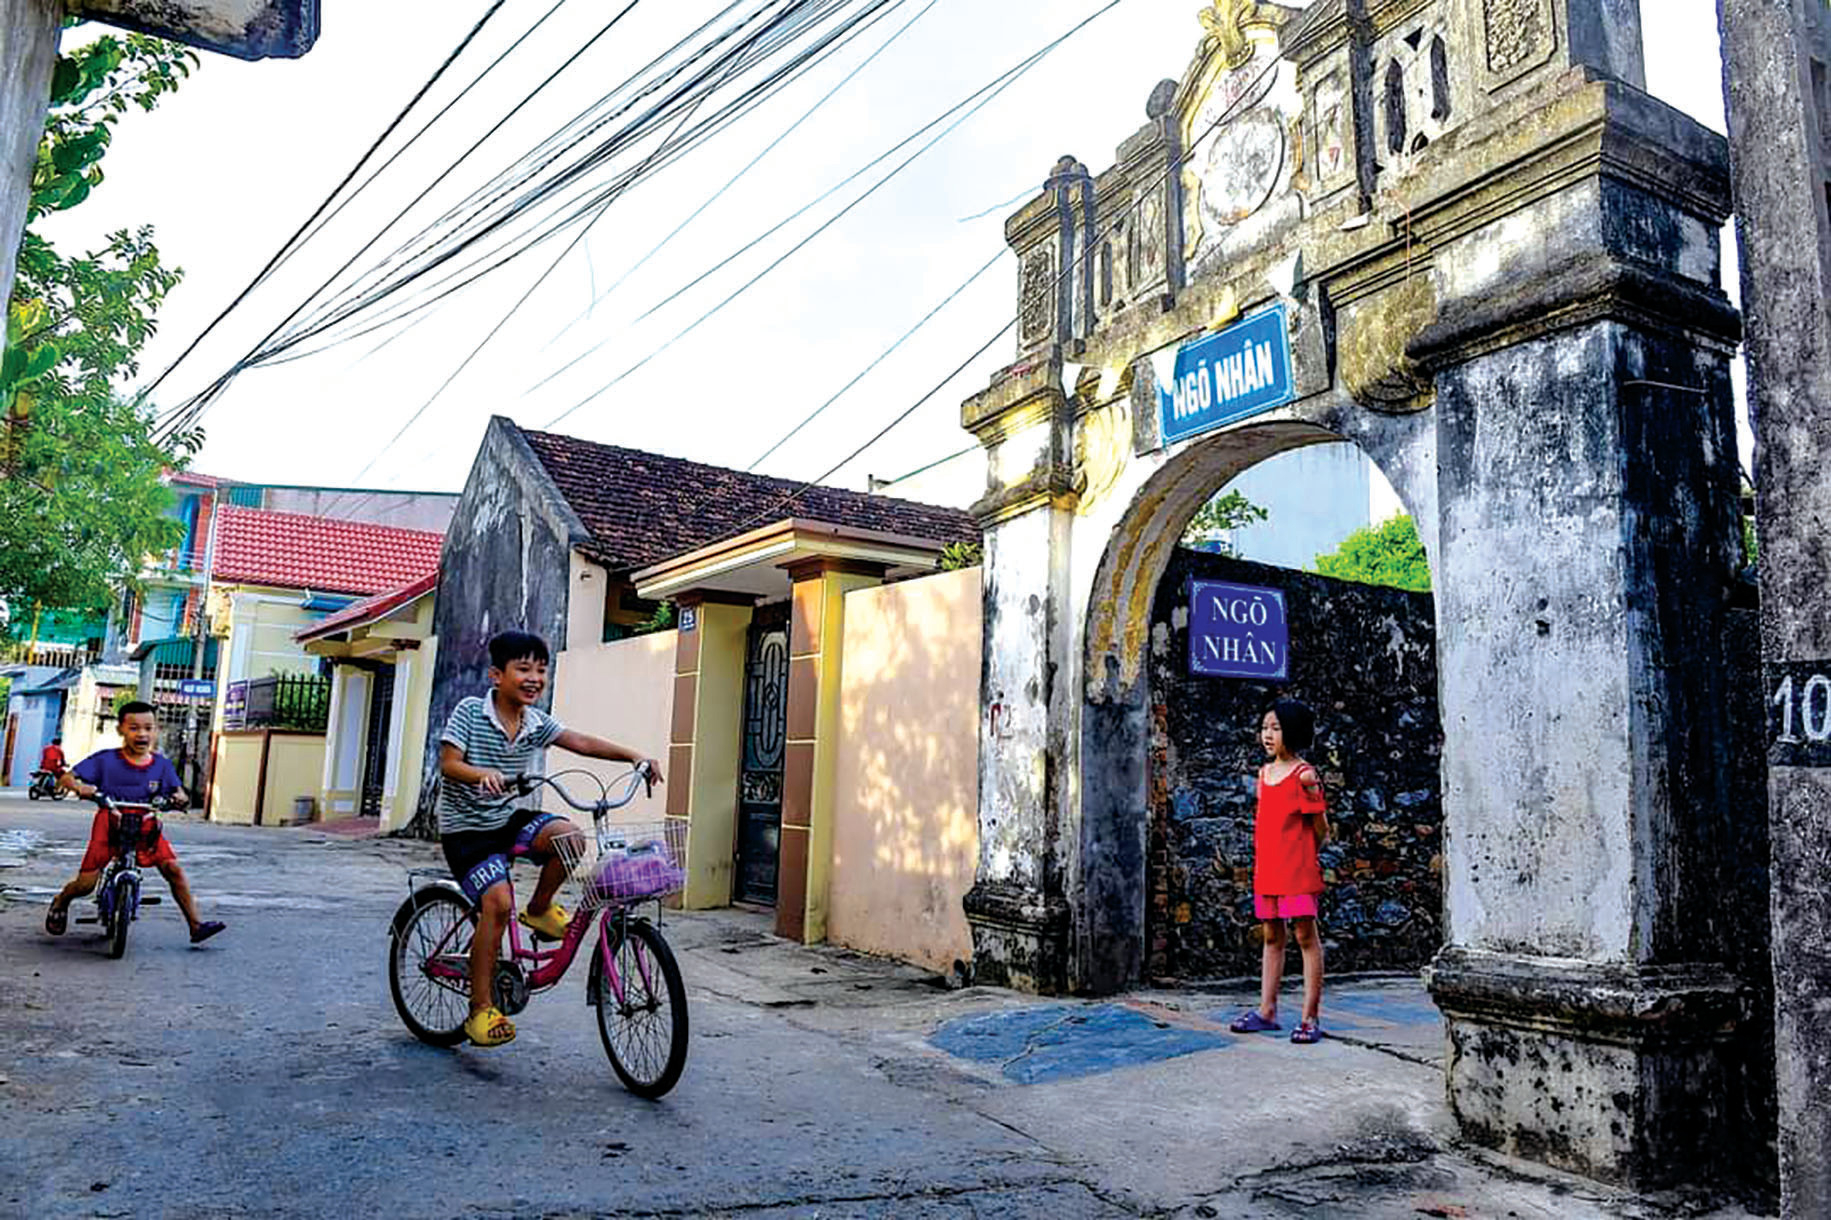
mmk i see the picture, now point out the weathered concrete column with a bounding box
[960,355,1079,993]
[1414,79,1755,1190]
[1717,2,1831,1214]
[667,593,754,910]
[0,0,61,309]
[776,558,884,944]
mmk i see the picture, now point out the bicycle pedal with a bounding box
[74,916,98,925]
[140,896,162,904]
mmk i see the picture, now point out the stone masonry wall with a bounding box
[1147,549,1441,981]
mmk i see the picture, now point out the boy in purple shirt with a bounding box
[44,701,225,944]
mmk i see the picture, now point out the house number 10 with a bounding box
[1770,661,1831,766]
[1772,673,1831,744]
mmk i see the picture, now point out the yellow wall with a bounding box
[61,669,125,762]
[386,637,437,833]
[828,567,982,974]
[210,730,327,826]
[210,732,263,825]
[210,584,325,730]
[680,604,751,909]
[263,733,326,824]
[549,630,674,826]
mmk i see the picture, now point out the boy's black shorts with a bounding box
[441,809,562,902]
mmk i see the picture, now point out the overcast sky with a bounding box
[40,0,1735,498]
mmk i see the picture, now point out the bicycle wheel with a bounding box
[108,878,135,960]
[388,887,475,1047]
[591,918,688,1099]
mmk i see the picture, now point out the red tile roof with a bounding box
[213,506,443,595]
[516,426,979,572]
[295,570,438,643]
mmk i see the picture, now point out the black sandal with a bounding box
[44,904,66,936]
[189,920,225,944]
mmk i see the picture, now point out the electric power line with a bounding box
[535,0,1128,430]
[719,49,1282,538]
[140,0,517,404]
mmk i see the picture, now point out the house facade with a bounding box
[204,506,442,825]
[419,417,980,954]
[296,573,439,831]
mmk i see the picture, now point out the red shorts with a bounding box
[79,808,178,873]
[1254,893,1320,921]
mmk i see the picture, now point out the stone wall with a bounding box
[1146,549,1440,980]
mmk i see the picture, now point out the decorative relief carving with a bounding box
[1372,19,1457,177]
[1019,246,1056,349]
[1483,0,1555,80]
[1135,185,1167,289]
[1198,0,1284,70]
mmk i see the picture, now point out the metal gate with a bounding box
[359,666,396,818]
[735,607,790,905]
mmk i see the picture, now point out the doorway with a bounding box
[359,666,395,818]
[735,604,790,905]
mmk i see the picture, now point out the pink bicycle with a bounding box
[387,769,689,1098]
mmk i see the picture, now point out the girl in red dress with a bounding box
[1229,699,1330,1044]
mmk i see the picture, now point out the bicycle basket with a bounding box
[549,820,687,912]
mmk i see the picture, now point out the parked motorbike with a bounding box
[27,769,68,800]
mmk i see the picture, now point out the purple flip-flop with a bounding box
[1229,1011,1281,1033]
[1290,1021,1323,1044]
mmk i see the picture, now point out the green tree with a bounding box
[1,31,200,634]
[1313,513,1432,592]
[1182,489,1269,554]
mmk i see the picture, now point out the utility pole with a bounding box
[184,485,220,806]
[1717,2,1831,1215]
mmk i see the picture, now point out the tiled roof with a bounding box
[516,425,979,572]
[212,506,443,595]
[296,571,438,643]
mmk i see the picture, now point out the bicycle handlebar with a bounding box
[503,763,655,821]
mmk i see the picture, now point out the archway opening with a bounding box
[1141,441,1442,989]
[1076,416,1443,1000]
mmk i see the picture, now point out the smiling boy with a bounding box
[437,630,662,1048]
[45,701,226,944]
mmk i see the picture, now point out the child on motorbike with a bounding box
[45,702,226,945]
[38,736,66,775]
[437,630,662,1048]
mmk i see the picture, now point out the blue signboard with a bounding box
[1189,580,1288,680]
[1159,306,1295,445]
[178,679,215,699]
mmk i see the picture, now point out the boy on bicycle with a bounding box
[438,630,662,1048]
[45,701,226,944]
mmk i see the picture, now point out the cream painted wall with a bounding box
[211,730,326,825]
[263,733,326,824]
[549,630,675,826]
[828,568,981,975]
[211,733,262,825]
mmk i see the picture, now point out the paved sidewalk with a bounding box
[0,798,1767,1217]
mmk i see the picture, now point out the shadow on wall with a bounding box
[829,568,981,976]
[1148,549,1443,981]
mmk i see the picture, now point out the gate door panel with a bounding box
[736,607,790,905]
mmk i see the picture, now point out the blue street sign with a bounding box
[179,679,215,698]
[1159,306,1295,445]
[1189,580,1288,680]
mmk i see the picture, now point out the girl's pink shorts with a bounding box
[1254,893,1320,921]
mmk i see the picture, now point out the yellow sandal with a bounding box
[518,902,570,942]
[464,1006,516,1047]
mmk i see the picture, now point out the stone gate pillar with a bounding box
[959,358,1079,993]
[1413,82,1753,1193]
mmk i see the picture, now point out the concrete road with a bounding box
[0,796,1760,1219]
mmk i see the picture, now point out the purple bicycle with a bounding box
[387,769,689,1098]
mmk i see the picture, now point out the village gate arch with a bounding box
[958,0,1766,1193]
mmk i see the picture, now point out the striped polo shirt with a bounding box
[437,694,565,834]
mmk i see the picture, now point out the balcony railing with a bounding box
[223,674,329,733]
[0,642,97,671]
[145,549,208,578]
